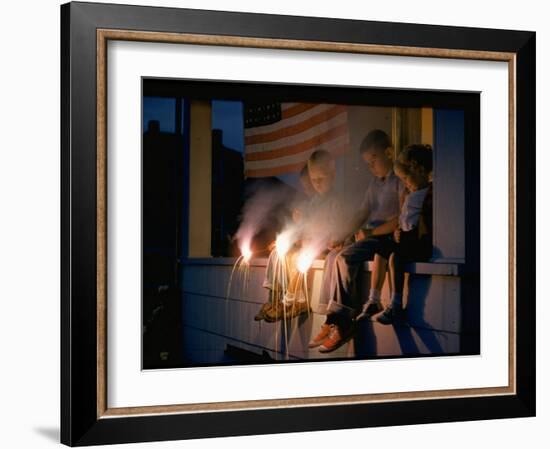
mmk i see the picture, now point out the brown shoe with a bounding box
[264,300,285,322]
[254,302,272,321]
[318,322,355,353]
[308,323,332,348]
[284,300,310,319]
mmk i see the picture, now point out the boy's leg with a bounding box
[315,247,342,314]
[356,254,386,320]
[265,247,309,321]
[282,246,300,303]
[329,238,381,318]
[255,249,277,321]
[377,253,406,325]
[262,248,278,292]
[308,247,346,348]
[283,248,312,318]
[257,248,289,322]
[372,255,387,292]
[317,239,382,352]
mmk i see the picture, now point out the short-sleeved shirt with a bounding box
[399,186,429,231]
[360,170,404,229]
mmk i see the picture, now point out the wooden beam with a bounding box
[188,101,212,257]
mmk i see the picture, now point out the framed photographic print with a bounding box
[60,1,536,446]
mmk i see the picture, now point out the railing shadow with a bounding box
[404,274,444,354]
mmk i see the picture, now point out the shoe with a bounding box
[355,300,383,321]
[254,302,272,321]
[284,300,310,319]
[319,322,355,353]
[264,300,285,322]
[308,323,332,348]
[376,305,405,325]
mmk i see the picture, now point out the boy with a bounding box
[279,149,345,319]
[309,129,404,353]
[375,144,433,325]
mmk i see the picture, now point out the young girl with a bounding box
[375,144,433,325]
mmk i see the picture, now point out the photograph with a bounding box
[0,0,544,447]
[57,1,537,445]
[141,78,480,369]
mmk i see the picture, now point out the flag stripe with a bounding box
[245,135,350,170]
[244,102,350,178]
[245,104,347,145]
[245,112,348,155]
[281,102,318,119]
[245,122,349,162]
[245,161,309,178]
[245,144,349,178]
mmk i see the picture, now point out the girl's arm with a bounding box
[371,217,399,236]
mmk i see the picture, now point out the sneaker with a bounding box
[319,322,355,353]
[308,323,332,348]
[355,300,383,321]
[254,302,272,321]
[376,305,405,325]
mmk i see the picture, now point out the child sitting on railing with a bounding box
[374,143,433,325]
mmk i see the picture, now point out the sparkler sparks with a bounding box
[275,231,292,258]
[241,243,252,263]
[297,247,316,273]
[226,241,252,300]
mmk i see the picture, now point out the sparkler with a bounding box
[291,245,318,324]
[225,229,318,361]
[241,244,252,263]
[270,229,302,360]
[272,230,299,309]
[297,247,316,273]
[275,230,293,258]
[226,240,252,300]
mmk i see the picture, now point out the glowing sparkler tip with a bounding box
[297,249,316,273]
[241,246,252,263]
[275,232,292,258]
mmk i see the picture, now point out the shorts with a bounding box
[375,229,431,262]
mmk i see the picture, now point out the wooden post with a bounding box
[421,107,434,146]
[188,100,212,258]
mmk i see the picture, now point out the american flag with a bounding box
[243,102,350,178]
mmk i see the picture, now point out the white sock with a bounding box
[390,293,403,308]
[368,289,381,303]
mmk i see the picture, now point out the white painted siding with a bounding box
[180,258,466,365]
